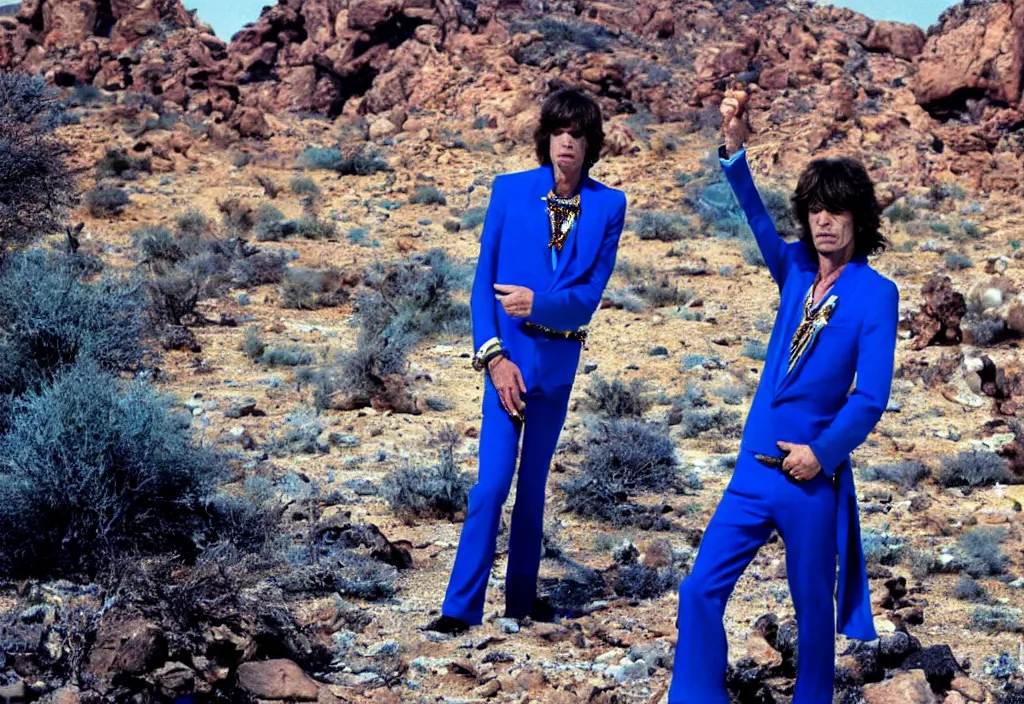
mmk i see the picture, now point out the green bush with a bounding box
[382,433,472,521]
[289,176,321,197]
[85,185,131,217]
[0,359,224,578]
[632,211,693,242]
[409,185,447,206]
[582,376,652,419]
[296,145,391,176]
[0,250,148,402]
[937,451,1011,488]
[95,148,151,180]
[254,203,287,242]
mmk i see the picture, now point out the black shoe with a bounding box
[424,615,470,635]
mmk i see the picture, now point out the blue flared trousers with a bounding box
[670,451,839,704]
[441,378,572,623]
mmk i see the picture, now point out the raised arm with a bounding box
[720,148,796,288]
[469,176,507,352]
[528,190,626,331]
[808,280,900,477]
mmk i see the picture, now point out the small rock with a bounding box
[901,645,962,691]
[863,669,938,704]
[649,346,669,357]
[950,676,987,702]
[495,618,520,634]
[474,679,501,698]
[605,658,648,683]
[236,660,320,700]
[583,362,598,374]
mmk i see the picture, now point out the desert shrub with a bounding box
[243,326,265,361]
[461,206,487,230]
[280,267,349,310]
[135,226,184,265]
[268,411,328,457]
[965,316,1010,347]
[742,340,769,361]
[95,147,151,180]
[861,529,905,566]
[540,564,608,616]
[230,251,288,288]
[148,252,231,326]
[562,419,688,526]
[409,185,447,206]
[382,433,472,521]
[741,239,767,266]
[953,575,989,603]
[945,252,973,270]
[279,553,397,601]
[937,451,1011,488]
[612,564,681,600]
[510,16,615,67]
[358,248,471,343]
[633,276,693,308]
[289,176,320,197]
[0,250,148,401]
[296,145,391,176]
[679,408,743,439]
[84,185,131,217]
[219,197,256,235]
[254,203,287,242]
[885,203,917,223]
[956,526,1008,577]
[260,346,315,367]
[295,215,336,240]
[0,72,72,131]
[969,606,1023,633]
[582,376,652,419]
[0,120,77,252]
[632,211,693,242]
[714,384,746,405]
[0,359,224,578]
[862,460,930,492]
[201,479,285,556]
[960,221,981,239]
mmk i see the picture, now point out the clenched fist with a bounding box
[720,85,749,157]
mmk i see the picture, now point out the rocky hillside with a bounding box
[2,0,1024,193]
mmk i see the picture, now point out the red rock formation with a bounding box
[914,0,1024,111]
[863,20,925,61]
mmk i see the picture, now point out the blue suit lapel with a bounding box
[551,179,602,288]
[773,259,864,398]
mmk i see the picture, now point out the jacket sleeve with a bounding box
[469,176,507,352]
[808,280,900,477]
[527,190,626,331]
[720,147,797,289]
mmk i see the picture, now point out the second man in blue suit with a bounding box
[669,89,899,703]
[426,87,627,634]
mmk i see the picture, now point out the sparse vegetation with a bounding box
[409,185,447,206]
[95,148,151,180]
[382,430,472,521]
[296,145,392,176]
[956,526,1008,577]
[85,185,131,217]
[937,451,1011,488]
[631,211,694,242]
[581,376,652,419]
[862,460,930,492]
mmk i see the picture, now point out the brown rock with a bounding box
[236,659,320,701]
[151,662,196,699]
[746,634,782,668]
[87,618,166,679]
[915,0,1024,109]
[863,670,939,704]
[950,676,988,702]
[863,21,926,60]
[38,687,82,704]
[908,276,967,350]
[944,693,967,704]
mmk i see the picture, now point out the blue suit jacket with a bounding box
[722,149,899,641]
[470,165,627,392]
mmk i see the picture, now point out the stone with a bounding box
[863,669,939,704]
[950,676,987,702]
[915,0,1024,108]
[901,645,963,692]
[87,618,166,679]
[236,659,320,701]
[863,20,926,60]
[908,276,967,350]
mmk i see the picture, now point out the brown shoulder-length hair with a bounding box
[791,156,888,257]
[533,87,605,171]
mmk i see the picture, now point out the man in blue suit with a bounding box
[669,89,899,703]
[425,87,627,635]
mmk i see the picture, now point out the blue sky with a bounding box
[182,0,961,40]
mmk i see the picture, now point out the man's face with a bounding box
[549,126,586,174]
[809,207,855,256]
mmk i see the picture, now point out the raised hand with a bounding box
[720,84,750,157]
